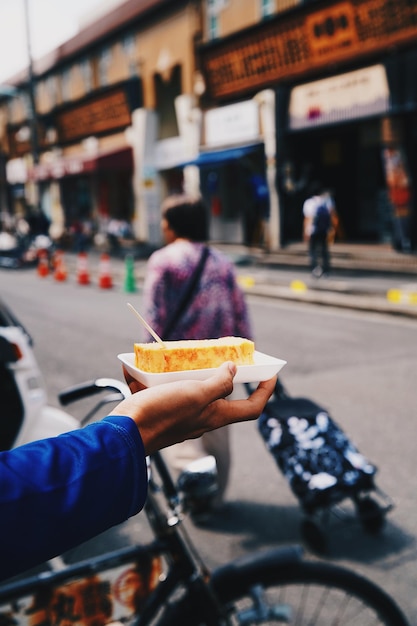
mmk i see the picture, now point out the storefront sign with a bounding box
[56,88,133,143]
[28,146,132,181]
[32,156,85,180]
[289,65,390,129]
[200,0,417,99]
[204,100,259,147]
[155,137,188,170]
[6,158,27,184]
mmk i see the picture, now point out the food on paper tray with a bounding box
[133,336,255,373]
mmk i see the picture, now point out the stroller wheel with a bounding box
[356,496,386,534]
[301,518,327,554]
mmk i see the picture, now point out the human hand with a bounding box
[111,363,277,455]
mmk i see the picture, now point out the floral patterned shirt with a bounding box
[142,240,252,341]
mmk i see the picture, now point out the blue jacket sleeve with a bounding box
[0,415,148,582]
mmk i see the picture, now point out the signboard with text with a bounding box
[200,0,417,99]
[56,88,132,144]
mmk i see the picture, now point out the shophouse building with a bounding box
[197,0,417,252]
[0,0,416,252]
[0,0,203,248]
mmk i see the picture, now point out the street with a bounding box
[1,266,417,624]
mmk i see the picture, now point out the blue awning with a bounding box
[181,143,262,167]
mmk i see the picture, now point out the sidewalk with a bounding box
[216,242,417,275]
[215,242,417,319]
[63,242,417,319]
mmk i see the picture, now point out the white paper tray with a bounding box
[118,351,286,387]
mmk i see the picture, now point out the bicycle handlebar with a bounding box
[59,378,131,406]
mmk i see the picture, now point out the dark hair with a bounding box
[161,194,208,242]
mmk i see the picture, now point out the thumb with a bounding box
[200,361,237,401]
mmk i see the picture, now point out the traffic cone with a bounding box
[98,253,113,289]
[123,254,136,293]
[53,250,67,282]
[76,251,90,285]
[37,250,50,277]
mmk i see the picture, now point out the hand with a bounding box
[110,363,277,455]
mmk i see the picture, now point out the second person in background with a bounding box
[142,193,253,522]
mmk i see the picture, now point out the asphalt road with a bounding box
[1,266,417,624]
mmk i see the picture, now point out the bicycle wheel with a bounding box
[210,549,409,625]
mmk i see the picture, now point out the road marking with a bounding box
[387,288,417,305]
[237,275,255,288]
[290,280,307,292]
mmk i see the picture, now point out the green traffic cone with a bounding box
[124,254,137,293]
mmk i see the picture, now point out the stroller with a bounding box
[252,379,393,553]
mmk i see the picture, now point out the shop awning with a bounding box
[29,147,133,181]
[181,143,263,168]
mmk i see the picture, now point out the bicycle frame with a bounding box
[0,452,236,625]
[0,380,239,625]
[2,379,406,626]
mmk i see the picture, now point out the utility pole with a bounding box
[23,0,39,167]
[23,0,41,216]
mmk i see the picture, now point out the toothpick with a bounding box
[127,303,166,347]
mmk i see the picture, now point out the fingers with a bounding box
[123,361,237,398]
[201,374,277,431]
[115,362,277,456]
[122,366,147,393]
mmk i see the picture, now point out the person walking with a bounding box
[303,184,335,277]
[141,193,253,520]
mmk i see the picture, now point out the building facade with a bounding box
[0,0,203,248]
[197,0,417,252]
[0,0,416,252]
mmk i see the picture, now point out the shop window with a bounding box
[208,14,219,39]
[80,59,93,93]
[260,0,275,18]
[123,33,137,76]
[207,0,221,39]
[61,68,72,101]
[123,33,135,56]
[99,47,112,87]
[154,65,181,140]
[6,96,23,125]
[46,76,58,108]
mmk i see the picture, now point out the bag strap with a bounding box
[162,245,210,340]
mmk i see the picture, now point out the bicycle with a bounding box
[0,378,410,625]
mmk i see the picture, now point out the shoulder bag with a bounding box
[162,245,210,340]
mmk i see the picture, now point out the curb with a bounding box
[240,283,417,318]
[51,252,417,319]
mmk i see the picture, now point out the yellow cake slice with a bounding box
[134,336,255,373]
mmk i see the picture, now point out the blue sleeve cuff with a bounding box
[102,415,148,516]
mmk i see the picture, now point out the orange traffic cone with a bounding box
[98,253,113,289]
[54,251,67,282]
[76,251,90,285]
[37,250,49,277]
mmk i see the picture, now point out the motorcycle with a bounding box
[0,231,55,270]
[0,297,79,451]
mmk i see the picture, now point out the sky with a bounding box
[0,0,123,85]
